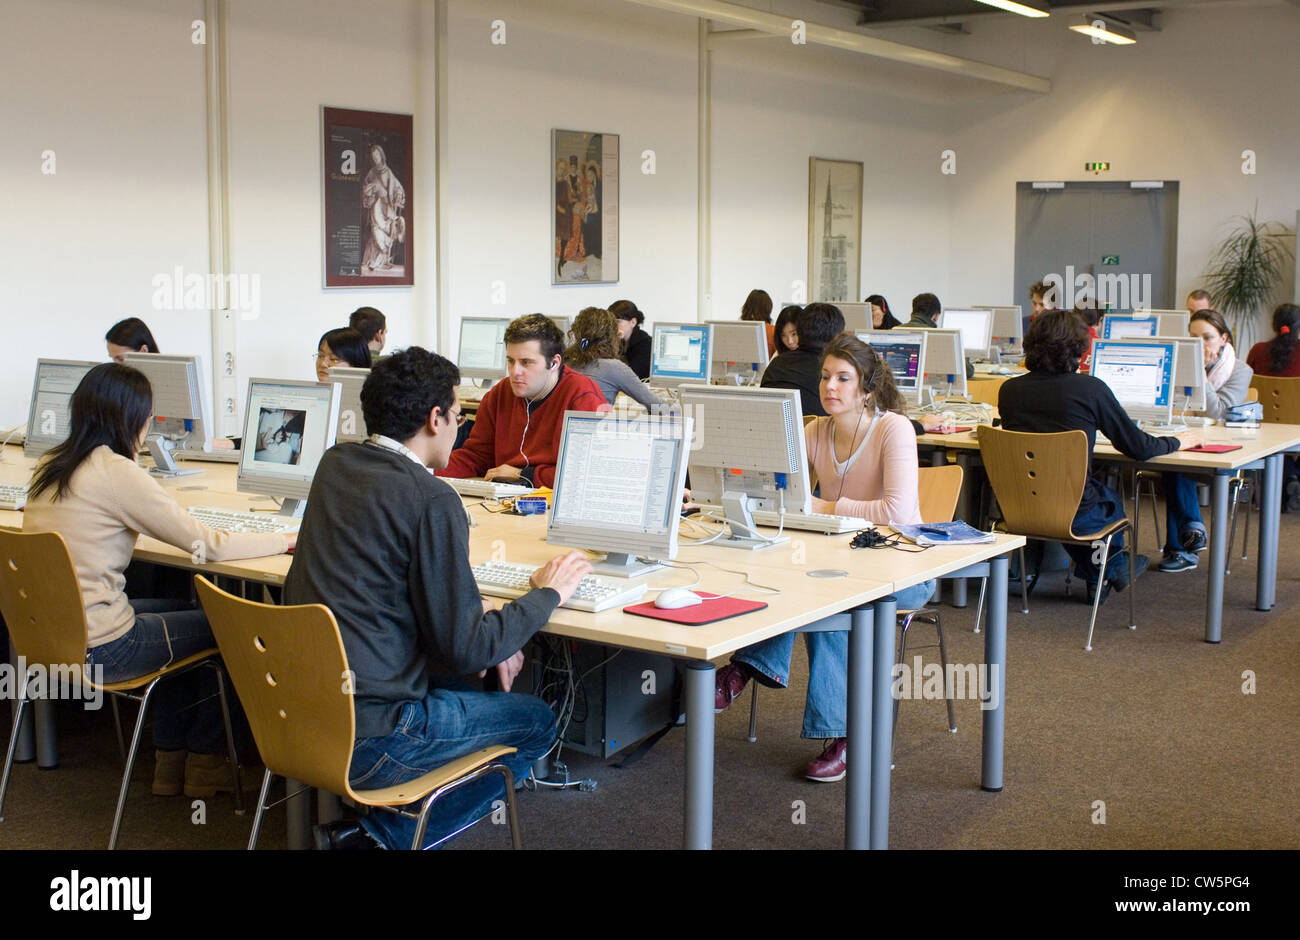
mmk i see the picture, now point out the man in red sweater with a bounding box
[437,313,607,487]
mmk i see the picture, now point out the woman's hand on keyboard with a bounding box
[1176,431,1205,450]
[530,550,594,604]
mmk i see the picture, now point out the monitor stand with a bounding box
[590,552,663,578]
[716,493,788,551]
[146,437,202,477]
[279,498,307,518]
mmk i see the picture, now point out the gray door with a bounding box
[1014,181,1179,317]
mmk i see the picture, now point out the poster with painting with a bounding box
[808,157,863,303]
[323,107,413,288]
[553,129,619,284]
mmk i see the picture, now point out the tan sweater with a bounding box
[22,446,289,648]
[804,411,922,524]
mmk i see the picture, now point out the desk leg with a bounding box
[34,699,57,769]
[1205,472,1230,644]
[684,661,715,850]
[870,597,896,850]
[981,554,1008,792]
[285,778,311,850]
[1256,453,1282,612]
[846,602,875,849]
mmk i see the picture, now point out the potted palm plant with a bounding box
[1202,208,1295,350]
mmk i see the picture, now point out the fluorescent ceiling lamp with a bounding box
[1069,15,1137,45]
[1130,181,1164,189]
[1032,181,1066,190]
[973,0,1051,17]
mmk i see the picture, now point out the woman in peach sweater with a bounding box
[713,334,934,782]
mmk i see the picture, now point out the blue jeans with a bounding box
[350,676,556,849]
[1064,482,1130,584]
[1162,472,1205,562]
[733,579,936,739]
[85,599,227,753]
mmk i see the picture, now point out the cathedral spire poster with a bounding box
[807,158,862,304]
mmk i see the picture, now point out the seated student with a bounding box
[1029,279,1057,321]
[284,348,591,850]
[314,327,372,382]
[610,299,651,380]
[865,294,901,330]
[349,306,387,356]
[904,293,974,379]
[741,289,776,358]
[437,314,606,485]
[760,303,845,418]
[564,306,663,411]
[1158,309,1253,572]
[1186,289,1213,315]
[105,318,160,361]
[23,363,293,797]
[715,334,934,782]
[1247,303,1300,507]
[773,304,801,357]
[998,311,1202,599]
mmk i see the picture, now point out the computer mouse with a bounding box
[654,587,704,610]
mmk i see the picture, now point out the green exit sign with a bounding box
[1102,255,1120,265]
[1086,162,1110,173]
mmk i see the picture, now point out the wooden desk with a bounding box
[916,422,1300,643]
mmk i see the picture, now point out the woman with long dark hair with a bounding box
[314,327,373,382]
[1246,303,1300,377]
[610,299,651,379]
[105,318,159,362]
[773,305,801,356]
[23,363,293,797]
[741,289,776,357]
[865,294,900,331]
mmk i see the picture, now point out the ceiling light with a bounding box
[973,1,1051,17]
[1069,14,1137,45]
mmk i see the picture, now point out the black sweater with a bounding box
[998,371,1180,511]
[760,348,827,418]
[283,442,559,739]
[623,327,651,380]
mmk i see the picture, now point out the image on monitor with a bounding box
[650,323,712,387]
[857,331,925,403]
[254,409,306,465]
[1090,340,1176,423]
[1102,315,1159,339]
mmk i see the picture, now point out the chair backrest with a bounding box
[193,575,357,798]
[1249,375,1300,424]
[802,414,817,427]
[917,464,963,523]
[1247,386,1259,403]
[976,426,1090,541]
[0,530,91,677]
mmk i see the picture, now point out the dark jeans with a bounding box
[350,675,555,849]
[85,599,227,753]
[1162,472,1205,558]
[1064,480,1129,584]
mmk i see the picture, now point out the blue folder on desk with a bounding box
[892,521,995,547]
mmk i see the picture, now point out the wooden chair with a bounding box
[746,465,966,762]
[1222,376,1300,571]
[0,530,243,849]
[193,576,522,850]
[976,427,1135,651]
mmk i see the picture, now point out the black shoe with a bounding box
[1181,529,1208,554]
[1083,579,1112,607]
[313,820,384,851]
[1286,479,1300,512]
[1108,553,1150,592]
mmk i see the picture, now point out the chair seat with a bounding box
[348,745,517,808]
[1068,516,1130,544]
[95,648,221,693]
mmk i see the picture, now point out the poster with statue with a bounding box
[808,157,862,304]
[552,129,619,284]
[323,107,413,288]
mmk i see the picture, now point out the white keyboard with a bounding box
[188,506,301,534]
[175,448,241,463]
[440,477,535,500]
[0,483,27,511]
[1139,422,1189,435]
[749,509,863,535]
[455,384,491,404]
[472,560,648,613]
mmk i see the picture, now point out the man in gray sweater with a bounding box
[284,346,591,849]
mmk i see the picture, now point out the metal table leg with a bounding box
[684,661,715,850]
[1256,453,1282,612]
[1205,471,1230,643]
[870,596,895,850]
[981,554,1008,792]
[845,602,875,849]
[285,777,312,850]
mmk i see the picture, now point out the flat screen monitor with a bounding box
[546,410,692,577]
[1127,336,1206,413]
[897,328,967,398]
[939,308,994,359]
[1102,315,1159,339]
[457,317,510,382]
[122,353,215,452]
[650,323,712,388]
[1135,309,1191,337]
[704,321,767,384]
[835,303,871,332]
[677,384,811,550]
[237,378,342,515]
[328,366,370,444]
[1089,340,1176,424]
[856,330,926,406]
[974,305,1025,355]
[24,359,97,458]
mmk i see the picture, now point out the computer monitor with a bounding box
[1126,336,1206,413]
[1135,309,1192,337]
[676,385,812,550]
[939,308,994,360]
[328,366,370,443]
[457,317,510,383]
[1089,340,1177,425]
[23,359,97,458]
[549,315,570,338]
[649,323,712,388]
[546,410,693,577]
[856,330,926,407]
[974,305,1025,356]
[1101,315,1159,339]
[237,378,342,516]
[121,353,216,474]
[835,303,872,332]
[704,321,767,385]
[897,328,967,399]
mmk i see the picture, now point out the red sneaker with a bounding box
[714,663,750,713]
[805,738,847,782]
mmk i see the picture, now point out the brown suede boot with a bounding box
[153,749,187,797]
[183,752,241,798]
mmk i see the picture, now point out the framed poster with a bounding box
[808,157,863,303]
[323,107,413,288]
[553,129,619,284]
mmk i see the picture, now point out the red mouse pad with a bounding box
[624,592,768,625]
[1186,444,1243,453]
